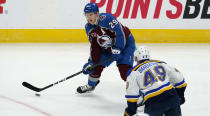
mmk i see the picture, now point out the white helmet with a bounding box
[134,46,150,61]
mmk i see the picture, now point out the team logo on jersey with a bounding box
[99,15,106,21]
[126,82,129,89]
[97,35,113,49]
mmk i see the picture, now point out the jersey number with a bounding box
[109,19,118,29]
[144,65,166,87]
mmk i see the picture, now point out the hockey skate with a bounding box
[77,81,100,93]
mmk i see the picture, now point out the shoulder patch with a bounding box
[99,15,106,21]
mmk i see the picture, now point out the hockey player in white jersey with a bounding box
[124,46,187,116]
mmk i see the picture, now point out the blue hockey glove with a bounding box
[82,61,95,75]
[111,47,122,61]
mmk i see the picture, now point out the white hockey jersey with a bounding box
[125,60,187,103]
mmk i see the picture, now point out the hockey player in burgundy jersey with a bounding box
[124,46,187,116]
[77,3,136,93]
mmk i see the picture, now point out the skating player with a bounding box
[77,3,136,93]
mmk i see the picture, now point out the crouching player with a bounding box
[124,46,187,116]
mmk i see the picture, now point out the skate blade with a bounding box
[75,90,93,94]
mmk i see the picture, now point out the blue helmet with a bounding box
[84,3,99,14]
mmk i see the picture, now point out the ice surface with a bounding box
[0,43,210,116]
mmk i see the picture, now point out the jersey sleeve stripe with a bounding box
[144,82,173,102]
[125,95,141,98]
[174,79,186,87]
[119,24,126,47]
[127,99,138,102]
[175,83,187,88]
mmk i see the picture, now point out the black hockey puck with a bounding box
[35,93,41,97]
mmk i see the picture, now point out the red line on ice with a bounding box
[0,95,52,116]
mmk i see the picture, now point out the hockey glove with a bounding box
[175,87,186,105]
[179,96,185,105]
[82,61,95,75]
[111,47,122,61]
[124,102,137,116]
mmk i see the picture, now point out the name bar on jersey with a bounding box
[126,60,165,77]
[133,60,165,72]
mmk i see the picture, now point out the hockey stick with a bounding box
[22,58,112,92]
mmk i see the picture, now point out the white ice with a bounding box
[0,43,210,116]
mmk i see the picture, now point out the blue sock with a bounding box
[88,80,98,86]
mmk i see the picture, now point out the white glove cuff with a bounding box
[112,48,121,54]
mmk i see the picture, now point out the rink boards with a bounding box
[1,0,210,43]
[0,29,210,43]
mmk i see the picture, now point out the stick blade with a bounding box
[22,82,41,92]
